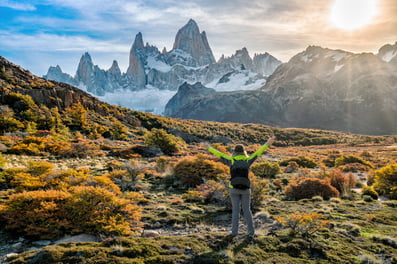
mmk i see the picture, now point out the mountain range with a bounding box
[42,19,397,135]
[44,19,281,97]
[165,43,397,135]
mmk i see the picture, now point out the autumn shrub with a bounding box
[251,161,281,178]
[338,163,371,172]
[1,186,141,240]
[334,155,373,169]
[144,128,185,155]
[373,163,397,199]
[328,169,356,198]
[155,156,174,173]
[7,136,48,155]
[321,150,341,167]
[367,171,376,186]
[285,177,339,200]
[284,161,299,173]
[193,179,228,204]
[27,160,54,177]
[67,139,104,158]
[361,186,378,200]
[250,175,269,210]
[182,190,204,202]
[274,212,329,238]
[65,186,142,236]
[279,156,318,168]
[173,155,229,188]
[104,161,144,191]
[7,136,71,156]
[0,190,72,239]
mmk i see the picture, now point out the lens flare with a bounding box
[330,0,377,30]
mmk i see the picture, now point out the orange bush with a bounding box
[274,212,329,238]
[329,169,356,197]
[0,187,143,239]
[174,155,229,187]
[66,186,142,236]
[285,177,339,200]
[0,190,72,239]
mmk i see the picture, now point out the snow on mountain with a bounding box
[378,42,397,63]
[43,19,282,115]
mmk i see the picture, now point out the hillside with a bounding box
[165,44,397,135]
[3,55,393,146]
[1,56,397,264]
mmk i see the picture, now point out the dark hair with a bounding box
[233,144,248,157]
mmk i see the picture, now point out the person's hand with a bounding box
[266,136,276,146]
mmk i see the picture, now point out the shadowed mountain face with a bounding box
[165,45,397,135]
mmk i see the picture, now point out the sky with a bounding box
[0,0,396,77]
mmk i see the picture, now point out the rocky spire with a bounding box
[75,52,94,84]
[172,19,215,66]
[126,33,146,89]
[108,60,121,76]
[133,32,144,51]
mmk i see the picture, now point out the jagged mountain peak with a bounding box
[81,52,93,62]
[172,19,215,66]
[108,60,121,75]
[291,46,352,64]
[133,32,145,51]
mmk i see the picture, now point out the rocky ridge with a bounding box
[44,19,281,96]
[165,44,397,135]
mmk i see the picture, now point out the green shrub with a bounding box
[279,156,318,168]
[285,177,339,200]
[361,186,378,200]
[334,155,373,169]
[373,163,397,199]
[144,128,185,155]
[251,161,281,178]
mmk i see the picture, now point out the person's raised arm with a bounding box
[247,136,276,160]
[207,145,233,160]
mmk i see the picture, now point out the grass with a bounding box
[1,142,397,263]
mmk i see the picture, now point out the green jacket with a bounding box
[208,143,269,188]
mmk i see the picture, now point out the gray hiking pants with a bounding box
[229,188,254,236]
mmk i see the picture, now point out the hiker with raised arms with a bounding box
[207,136,276,239]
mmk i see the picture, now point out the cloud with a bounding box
[2,0,396,76]
[0,0,36,11]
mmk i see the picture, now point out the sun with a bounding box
[330,0,377,30]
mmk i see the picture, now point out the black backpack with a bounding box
[230,167,250,189]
